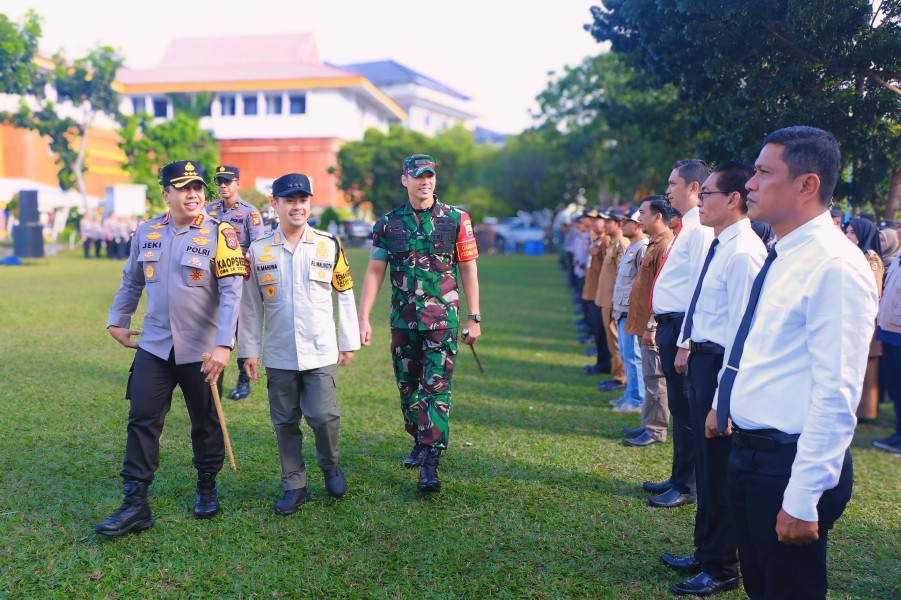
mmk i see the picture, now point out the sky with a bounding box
[6,1,604,134]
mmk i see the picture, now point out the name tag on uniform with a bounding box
[310,259,332,283]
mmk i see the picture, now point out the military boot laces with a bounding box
[194,472,219,519]
[403,442,428,469]
[94,480,154,537]
[417,447,441,493]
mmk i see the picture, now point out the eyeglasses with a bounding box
[698,190,731,201]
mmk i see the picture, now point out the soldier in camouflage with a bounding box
[358,154,481,493]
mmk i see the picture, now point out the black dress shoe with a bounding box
[622,431,662,447]
[648,487,696,508]
[661,552,702,573]
[621,426,645,436]
[274,487,310,516]
[323,465,347,498]
[672,572,739,596]
[403,442,428,469]
[642,478,671,494]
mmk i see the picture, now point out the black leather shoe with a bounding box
[672,572,739,596]
[642,479,672,494]
[648,487,696,508]
[622,431,662,447]
[94,480,154,536]
[229,373,251,400]
[661,552,702,573]
[598,380,626,392]
[274,487,310,516]
[323,465,347,498]
[194,472,219,519]
[403,443,428,469]
[583,364,604,375]
[418,447,441,493]
[621,426,645,436]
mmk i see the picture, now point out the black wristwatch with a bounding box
[468,313,482,323]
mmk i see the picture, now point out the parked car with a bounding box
[341,220,372,243]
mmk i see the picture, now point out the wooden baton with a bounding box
[202,353,237,473]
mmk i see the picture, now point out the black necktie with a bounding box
[717,246,779,433]
[681,238,720,344]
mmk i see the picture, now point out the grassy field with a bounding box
[0,248,898,598]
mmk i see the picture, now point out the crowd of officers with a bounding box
[561,126,895,598]
[79,213,141,259]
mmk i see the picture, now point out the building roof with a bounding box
[114,33,407,121]
[340,60,471,101]
[117,32,359,86]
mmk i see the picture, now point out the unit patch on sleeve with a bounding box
[214,223,246,278]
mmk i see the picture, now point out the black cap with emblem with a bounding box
[271,173,314,197]
[214,165,240,181]
[161,160,207,188]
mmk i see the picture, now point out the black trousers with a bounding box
[881,340,901,435]
[686,351,737,579]
[728,443,852,599]
[585,302,611,369]
[120,348,225,482]
[657,316,696,494]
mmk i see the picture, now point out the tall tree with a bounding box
[586,0,901,214]
[119,111,220,214]
[0,10,42,95]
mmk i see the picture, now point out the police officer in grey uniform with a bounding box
[206,165,265,400]
[95,160,247,537]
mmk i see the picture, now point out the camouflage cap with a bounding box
[403,154,437,177]
[161,160,207,188]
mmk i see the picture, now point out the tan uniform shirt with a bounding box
[581,234,606,301]
[595,233,626,308]
[625,229,674,336]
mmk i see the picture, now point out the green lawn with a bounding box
[0,249,897,598]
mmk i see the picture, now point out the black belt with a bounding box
[732,428,800,450]
[689,341,725,354]
[655,312,685,325]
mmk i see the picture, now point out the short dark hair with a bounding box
[672,159,709,186]
[763,126,840,205]
[711,160,755,213]
[642,194,672,223]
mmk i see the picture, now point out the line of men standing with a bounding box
[568,126,878,598]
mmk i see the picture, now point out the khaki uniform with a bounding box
[595,233,627,384]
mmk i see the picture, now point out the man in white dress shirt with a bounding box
[239,173,361,516]
[665,161,766,595]
[707,127,878,598]
[645,160,715,508]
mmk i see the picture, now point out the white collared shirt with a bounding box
[651,206,715,315]
[713,211,877,522]
[679,219,767,347]
[239,225,360,371]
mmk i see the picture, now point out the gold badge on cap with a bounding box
[218,166,226,172]
[185,162,195,172]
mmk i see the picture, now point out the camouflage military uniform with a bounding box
[370,198,479,449]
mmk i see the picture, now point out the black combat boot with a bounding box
[417,447,441,493]
[194,472,219,519]
[94,480,154,536]
[229,371,251,400]
[403,442,428,469]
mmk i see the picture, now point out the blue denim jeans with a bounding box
[616,315,645,405]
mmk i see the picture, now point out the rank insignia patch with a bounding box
[146,232,162,240]
[193,237,211,246]
[261,273,276,284]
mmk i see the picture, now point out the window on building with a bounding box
[152,98,168,118]
[289,95,306,115]
[220,95,236,116]
[131,96,146,114]
[266,94,283,115]
[243,95,258,116]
